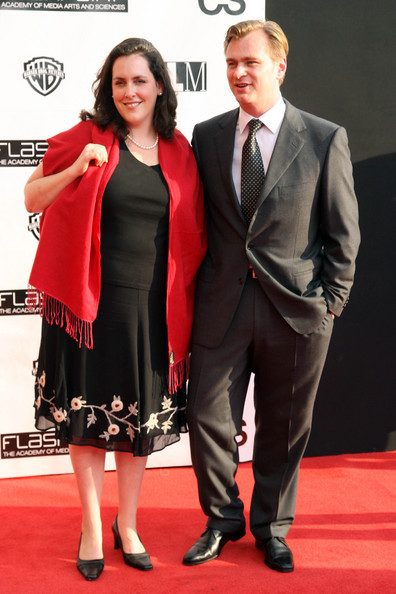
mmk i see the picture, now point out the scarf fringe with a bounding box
[169,356,190,395]
[28,287,93,349]
[28,286,188,383]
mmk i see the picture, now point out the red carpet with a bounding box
[0,451,395,593]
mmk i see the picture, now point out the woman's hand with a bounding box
[71,143,108,177]
[24,144,108,213]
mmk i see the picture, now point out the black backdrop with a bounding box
[266,0,396,455]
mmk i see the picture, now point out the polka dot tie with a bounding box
[241,119,265,224]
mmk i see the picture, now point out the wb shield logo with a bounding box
[23,57,65,96]
[28,212,41,241]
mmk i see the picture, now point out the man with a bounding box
[183,19,360,572]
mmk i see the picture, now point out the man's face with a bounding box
[225,30,286,116]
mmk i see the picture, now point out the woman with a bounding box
[25,38,206,581]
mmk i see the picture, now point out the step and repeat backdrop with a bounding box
[0,0,265,478]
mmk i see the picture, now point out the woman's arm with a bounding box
[24,143,108,213]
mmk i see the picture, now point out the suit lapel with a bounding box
[256,101,306,211]
[210,103,307,228]
[213,109,244,218]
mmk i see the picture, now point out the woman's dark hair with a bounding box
[80,38,177,140]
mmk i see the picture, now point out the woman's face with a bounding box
[111,53,162,130]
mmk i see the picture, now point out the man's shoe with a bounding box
[183,527,245,566]
[256,537,294,573]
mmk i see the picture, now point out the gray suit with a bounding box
[187,100,360,539]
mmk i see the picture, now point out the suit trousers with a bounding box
[187,273,333,539]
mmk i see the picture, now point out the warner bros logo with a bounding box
[28,212,41,240]
[23,57,65,96]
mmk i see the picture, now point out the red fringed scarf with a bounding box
[29,120,206,393]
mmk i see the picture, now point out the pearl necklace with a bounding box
[126,133,159,150]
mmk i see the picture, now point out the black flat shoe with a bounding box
[256,536,294,573]
[76,534,104,581]
[183,527,245,566]
[112,516,153,571]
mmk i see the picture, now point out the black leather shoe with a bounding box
[112,516,153,571]
[256,537,294,572]
[183,527,245,566]
[76,534,104,581]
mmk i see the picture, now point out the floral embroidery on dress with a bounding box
[34,370,181,443]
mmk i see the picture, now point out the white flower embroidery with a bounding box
[161,396,173,411]
[162,419,173,434]
[35,367,182,446]
[52,408,66,423]
[128,402,138,416]
[146,413,160,432]
[39,371,46,387]
[108,424,120,436]
[71,396,86,410]
[126,426,135,442]
[111,395,124,412]
[87,412,97,427]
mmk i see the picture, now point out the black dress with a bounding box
[34,142,187,456]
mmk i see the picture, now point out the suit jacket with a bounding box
[192,99,360,347]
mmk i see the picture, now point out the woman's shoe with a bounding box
[77,534,104,581]
[112,516,153,571]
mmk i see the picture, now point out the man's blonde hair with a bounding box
[224,19,289,64]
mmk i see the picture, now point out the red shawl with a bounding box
[29,120,206,393]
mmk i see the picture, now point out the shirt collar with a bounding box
[238,95,286,135]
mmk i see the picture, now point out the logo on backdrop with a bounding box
[28,213,41,240]
[23,57,65,96]
[0,0,128,12]
[168,62,207,92]
[236,420,247,447]
[198,0,245,15]
[0,140,47,167]
[0,290,40,315]
[1,430,68,459]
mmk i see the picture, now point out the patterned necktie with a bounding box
[241,119,265,224]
